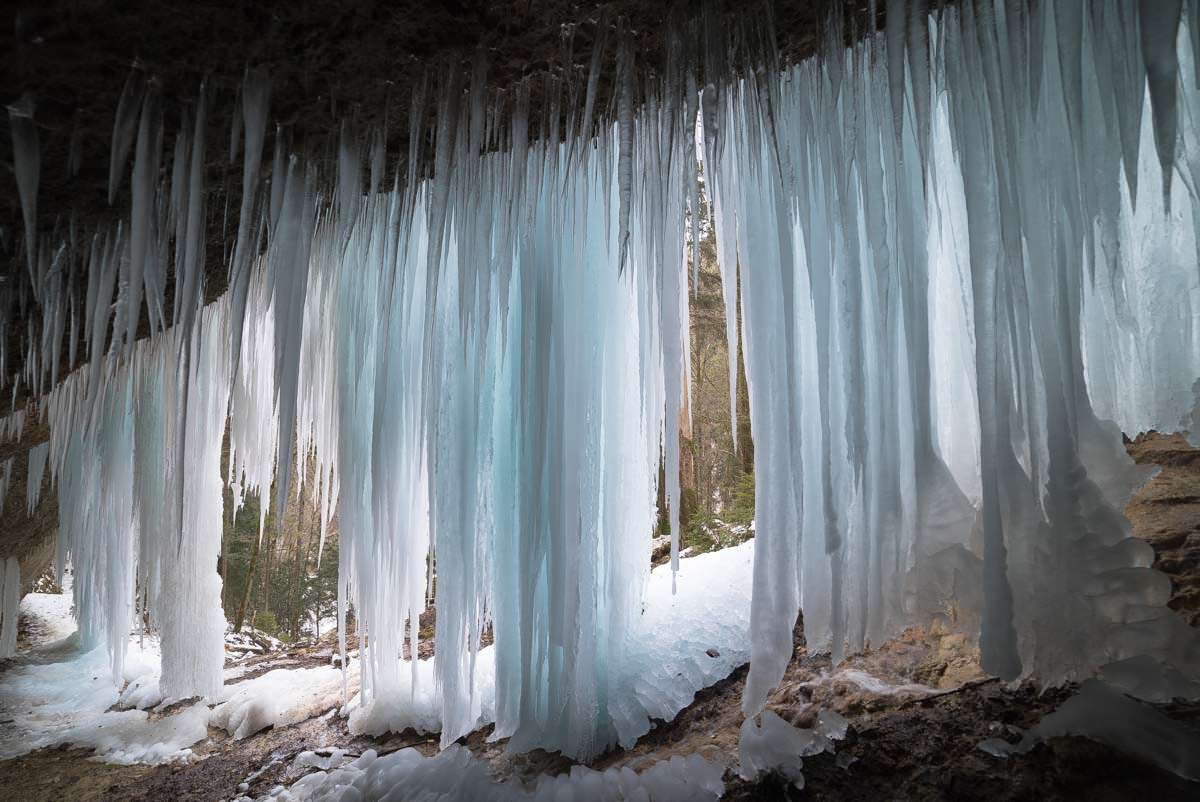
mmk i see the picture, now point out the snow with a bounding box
[19,582,77,645]
[239,745,725,802]
[0,541,753,771]
[212,660,357,740]
[0,634,204,764]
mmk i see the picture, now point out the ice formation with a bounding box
[3,0,1200,765]
[704,0,1200,714]
[0,457,12,509]
[26,441,48,513]
[738,708,848,789]
[238,745,725,802]
[980,678,1200,781]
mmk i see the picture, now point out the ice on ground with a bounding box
[825,669,939,698]
[737,708,847,790]
[608,539,754,748]
[240,745,725,802]
[0,589,349,760]
[348,648,495,739]
[19,585,78,645]
[53,703,210,765]
[0,635,204,764]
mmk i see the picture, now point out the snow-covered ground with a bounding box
[17,583,77,644]
[0,541,757,773]
[0,626,206,764]
[0,581,362,765]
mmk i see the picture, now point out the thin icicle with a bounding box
[8,96,40,286]
[26,442,48,514]
[108,67,147,205]
[1141,0,1184,210]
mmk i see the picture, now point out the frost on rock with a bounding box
[980,679,1200,781]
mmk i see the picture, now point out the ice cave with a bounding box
[1,1,1200,799]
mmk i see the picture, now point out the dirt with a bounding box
[1,431,1199,800]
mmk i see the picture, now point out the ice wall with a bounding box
[699,0,1200,716]
[6,0,1200,763]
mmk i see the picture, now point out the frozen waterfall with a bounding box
[4,0,1200,762]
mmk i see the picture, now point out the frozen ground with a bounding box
[0,580,361,765]
[0,542,757,775]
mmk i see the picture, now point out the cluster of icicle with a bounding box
[707,0,1200,714]
[6,0,1200,761]
[25,23,694,756]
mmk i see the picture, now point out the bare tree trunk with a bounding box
[233,529,260,633]
[220,485,233,612]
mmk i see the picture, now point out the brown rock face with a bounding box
[1126,431,1200,627]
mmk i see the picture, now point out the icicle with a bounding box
[617,38,635,273]
[22,0,1200,770]
[108,67,147,204]
[229,79,243,164]
[170,110,192,327]
[270,158,316,533]
[126,88,162,358]
[687,68,702,297]
[177,86,209,340]
[8,96,40,286]
[228,69,271,381]
[1140,0,1184,210]
[0,457,12,507]
[269,125,287,232]
[26,441,48,514]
